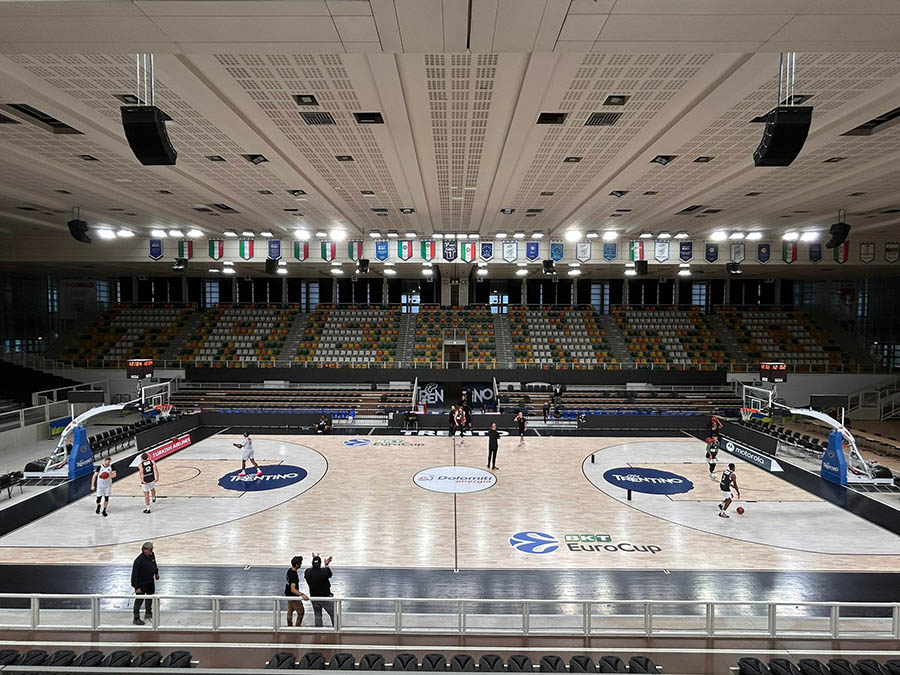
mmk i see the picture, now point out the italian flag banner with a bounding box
[348,240,363,261]
[208,239,223,260]
[293,240,309,261]
[630,240,645,261]
[460,241,476,262]
[238,238,254,260]
[398,240,413,260]
[421,240,436,261]
[782,241,797,263]
[321,241,336,261]
[833,241,849,263]
[177,240,193,259]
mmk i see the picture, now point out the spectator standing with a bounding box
[487,422,500,471]
[131,541,159,625]
[284,556,309,627]
[514,411,527,444]
[304,554,334,627]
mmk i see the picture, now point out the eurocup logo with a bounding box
[509,531,559,554]
[343,438,370,447]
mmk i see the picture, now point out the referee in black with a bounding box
[487,422,500,471]
[131,541,159,625]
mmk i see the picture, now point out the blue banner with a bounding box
[603,242,616,261]
[148,239,163,260]
[49,416,71,436]
[679,241,693,262]
[550,242,564,262]
[442,239,457,261]
[67,424,95,479]
[480,241,494,261]
[820,430,847,484]
[525,241,540,261]
[757,242,771,263]
[704,243,718,263]
[267,239,282,260]
[375,240,389,261]
[809,242,822,263]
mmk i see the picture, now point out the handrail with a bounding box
[31,379,108,407]
[0,593,897,638]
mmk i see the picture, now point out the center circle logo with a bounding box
[509,531,559,554]
[413,466,496,494]
[602,466,694,495]
[218,464,308,492]
[343,438,371,447]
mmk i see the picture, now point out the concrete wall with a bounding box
[728,372,896,410]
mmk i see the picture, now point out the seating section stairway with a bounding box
[178,305,294,365]
[508,306,613,368]
[412,307,496,367]
[294,305,399,367]
[614,307,728,367]
[61,305,192,364]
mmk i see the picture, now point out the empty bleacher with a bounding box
[179,304,294,366]
[508,306,614,369]
[294,305,399,367]
[0,359,80,408]
[61,304,192,365]
[615,306,729,368]
[413,306,496,367]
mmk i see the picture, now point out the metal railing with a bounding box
[32,379,108,407]
[1,593,899,638]
[0,399,72,434]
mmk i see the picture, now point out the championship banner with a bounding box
[208,239,224,260]
[886,242,900,263]
[442,239,458,262]
[480,241,494,261]
[576,241,591,263]
[239,238,254,260]
[375,240,389,261]
[550,242,564,262]
[603,242,617,261]
[833,241,849,263]
[267,239,282,260]
[149,239,163,260]
[630,240,646,261]
[460,241,477,262]
[730,242,745,264]
[859,242,875,264]
[293,240,309,261]
[421,240,436,261]
[808,242,822,263]
[654,240,670,263]
[782,241,797,264]
[757,242,771,263]
[502,240,518,263]
[177,240,193,259]
[525,241,540,261]
[398,240,413,261]
[704,243,718,263]
[321,240,336,262]
[348,240,363,261]
[679,241,693,262]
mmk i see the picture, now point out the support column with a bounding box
[459,279,469,307]
[441,278,451,307]
[282,276,288,305]
[181,276,188,304]
[623,278,629,306]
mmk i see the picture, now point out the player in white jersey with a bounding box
[91,456,116,517]
[233,431,262,477]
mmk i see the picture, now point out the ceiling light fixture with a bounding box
[384,268,397,276]
[651,155,676,166]
[532,232,544,239]
[331,229,347,241]
[222,267,236,275]
[223,229,238,237]
[495,232,507,239]
[405,232,416,238]
[315,231,327,238]
[624,269,637,277]
[96,228,116,240]
[674,231,689,239]
[260,230,274,237]
[150,229,167,238]
[167,229,184,238]
[729,232,745,240]
[639,232,653,239]
[369,231,381,238]
[568,269,581,276]
[564,230,582,242]
[711,230,727,242]
[386,231,398,238]
[186,228,202,238]
[223,261,233,267]
[423,268,434,276]
[115,229,134,238]
[276,268,287,275]
[746,231,762,241]
[782,231,799,241]
[513,232,525,239]
[602,231,617,241]
[801,231,819,242]
[208,268,220,273]
[294,229,310,240]
[331,268,343,275]
[678,269,691,277]
[477,268,488,276]
[657,232,671,239]
[241,230,254,237]
[516,268,528,276]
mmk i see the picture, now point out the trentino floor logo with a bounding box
[343,438,371,447]
[218,465,308,492]
[509,531,559,554]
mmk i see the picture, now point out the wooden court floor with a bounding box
[1,433,899,572]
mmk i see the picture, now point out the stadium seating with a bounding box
[615,307,728,368]
[61,304,192,365]
[179,304,294,365]
[413,306,496,367]
[0,648,192,668]
[508,306,613,368]
[294,305,399,367]
[0,359,81,408]
[738,657,900,675]
[171,386,411,417]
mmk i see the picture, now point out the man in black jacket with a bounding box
[131,541,159,625]
[304,554,334,627]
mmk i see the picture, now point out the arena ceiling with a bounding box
[1,0,900,279]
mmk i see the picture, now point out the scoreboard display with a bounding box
[759,361,787,383]
[127,358,154,379]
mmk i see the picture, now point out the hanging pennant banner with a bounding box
[480,241,494,261]
[705,243,718,263]
[833,241,849,263]
[239,238,254,260]
[576,241,591,263]
[208,239,224,260]
[398,240,413,261]
[442,239,458,262]
[757,242,771,263]
[375,240,389,261]
[808,242,822,263]
[502,240,518,262]
[679,241,693,262]
[348,240,363,261]
[177,240,193,259]
[729,242,745,263]
[149,239,163,260]
[267,239,282,260]
[630,240,645,261]
[460,241,477,262]
[782,241,797,264]
[654,240,670,263]
[603,241,617,262]
[293,240,309,261]
[321,241,336,261]
[859,242,875,264]
[885,242,900,263]
[550,242,564,262]
[525,241,540,261]
[421,240,436,261]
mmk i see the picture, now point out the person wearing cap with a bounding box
[304,553,334,627]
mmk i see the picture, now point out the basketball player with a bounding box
[448,405,459,440]
[514,411,527,444]
[139,452,159,514]
[233,431,262,477]
[91,456,116,517]
[487,422,500,471]
[718,463,741,518]
[705,435,720,480]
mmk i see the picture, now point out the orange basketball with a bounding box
[99,471,110,480]
[736,507,745,515]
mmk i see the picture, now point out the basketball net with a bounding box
[155,404,173,419]
[740,407,759,423]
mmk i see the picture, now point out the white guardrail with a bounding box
[0,594,899,638]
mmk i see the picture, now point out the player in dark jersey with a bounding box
[139,452,159,514]
[448,405,460,441]
[718,463,740,518]
[705,435,720,480]
[514,411,527,444]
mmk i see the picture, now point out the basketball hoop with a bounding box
[154,404,173,419]
[740,407,759,423]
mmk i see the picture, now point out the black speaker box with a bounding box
[121,105,177,166]
[542,259,555,274]
[635,260,648,275]
[358,258,370,274]
[265,258,278,275]
[753,106,813,167]
[67,219,91,244]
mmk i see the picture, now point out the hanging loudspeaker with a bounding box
[753,106,813,167]
[121,105,177,166]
